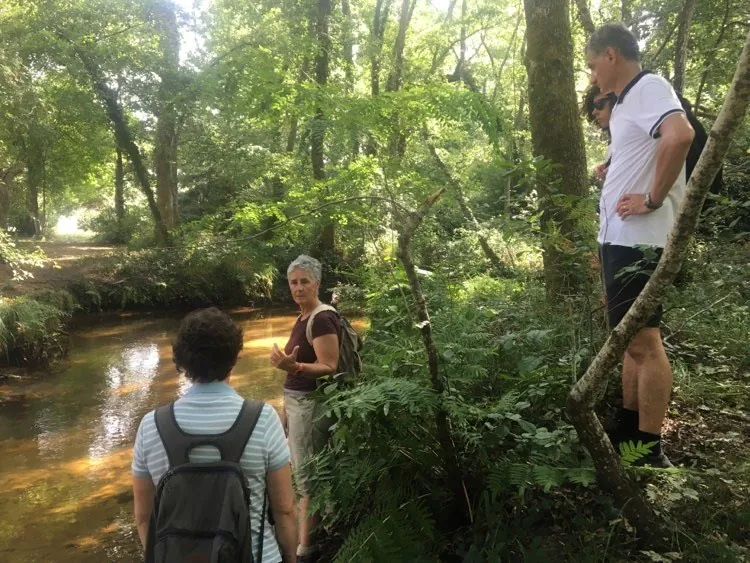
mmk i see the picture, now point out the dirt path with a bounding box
[0,240,119,297]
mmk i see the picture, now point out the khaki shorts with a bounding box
[284,390,331,496]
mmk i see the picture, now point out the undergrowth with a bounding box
[305,239,750,562]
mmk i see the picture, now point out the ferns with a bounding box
[619,440,658,465]
[488,462,596,495]
[334,489,438,563]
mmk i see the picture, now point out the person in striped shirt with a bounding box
[132,307,297,562]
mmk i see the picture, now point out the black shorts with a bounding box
[600,244,663,329]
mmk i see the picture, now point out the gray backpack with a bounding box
[305,304,363,386]
[145,399,265,563]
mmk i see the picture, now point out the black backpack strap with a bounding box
[154,399,265,467]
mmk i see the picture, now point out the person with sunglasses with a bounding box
[583,86,617,180]
[585,24,696,468]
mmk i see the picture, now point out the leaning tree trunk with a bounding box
[567,28,750,542]
[392,187,470,527]
[151,0,181,229]
[673,0,697,96]
[115,146,126,226]
[523,0,590,298]
[72,45,170,245]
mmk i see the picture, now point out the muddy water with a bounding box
[0,308,332,562]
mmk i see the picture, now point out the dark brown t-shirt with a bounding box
[283,310,340,392]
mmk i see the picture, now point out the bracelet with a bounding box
[644,193,663,210]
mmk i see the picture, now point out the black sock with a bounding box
[632,429,661,456]
[612,408,639,443]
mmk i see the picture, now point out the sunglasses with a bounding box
[593,94,616,110]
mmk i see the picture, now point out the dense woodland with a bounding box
[1,0,750,561]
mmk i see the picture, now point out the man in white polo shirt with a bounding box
[585,24,695,467]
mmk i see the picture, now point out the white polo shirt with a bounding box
[599,71,686,248]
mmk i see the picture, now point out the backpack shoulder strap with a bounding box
[154,399,265,467]
[215,399,265,464]
[305,303,338,345]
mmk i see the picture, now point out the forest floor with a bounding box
[0,238,118,297]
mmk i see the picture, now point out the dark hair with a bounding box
[172,307,244,383]
[586,24,639,62]
[581,85,615,123]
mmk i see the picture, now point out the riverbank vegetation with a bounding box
[1,0,750,560]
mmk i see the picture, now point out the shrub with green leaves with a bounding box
[0,294,70,366]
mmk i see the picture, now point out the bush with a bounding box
[0,294,70,366]
[71,242,276,312]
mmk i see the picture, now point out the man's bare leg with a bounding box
[627,327,672,434]
[622,352,639,411]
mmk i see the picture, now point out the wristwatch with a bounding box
[644,193,663,210]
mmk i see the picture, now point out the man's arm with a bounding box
[649,113,695,204]
[133,476,155,549]
[616,113,694,218]
[267,464,298,563]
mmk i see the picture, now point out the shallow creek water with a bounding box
[0,308,338,562]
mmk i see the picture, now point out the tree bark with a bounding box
[341,0,359,157]
[673,0,697,96]
[151,0,181,229]
[568,28,750,540]
[370,0,393,98]
[694,0,732,111]
[115,146,125,224]
[386,0,416,93]
[25,149,43,237]
[0,162,23,230]
[573,0,596,36]
[523,0,589,297]
[392,187,470,526]
[311,0,333,253]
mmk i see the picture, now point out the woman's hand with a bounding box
[271,343,299,372]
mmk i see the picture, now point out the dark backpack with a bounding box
[304,304,363,386]
[145,399,266,563]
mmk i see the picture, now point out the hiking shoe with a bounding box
[634,451,674,468]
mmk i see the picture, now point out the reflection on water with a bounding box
[0,308,345,562]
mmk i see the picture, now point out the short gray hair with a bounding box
[287,254,322,283]
[586,23,639,62]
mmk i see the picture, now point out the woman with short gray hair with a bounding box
[270,254,340,562]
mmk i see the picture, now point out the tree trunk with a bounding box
[523,0,589,297]
[386,0,416,93]
[341,0,359,157]
[72,46,170,245]
[386,0,417,156]
[370,0,393,98]
[0,163,23,231]
[311,0,333,253]
[694,0,731,111]
[25,150,43,238]
[673,0,697,96]
[573,0,596,36]
[115,146,125,224]
[151,0,181,229]
[393,187,470,527]
[568,28,750,541]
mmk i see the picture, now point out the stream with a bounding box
[0,308,313,562]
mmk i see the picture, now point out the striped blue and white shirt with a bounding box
[132,381,290,563]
